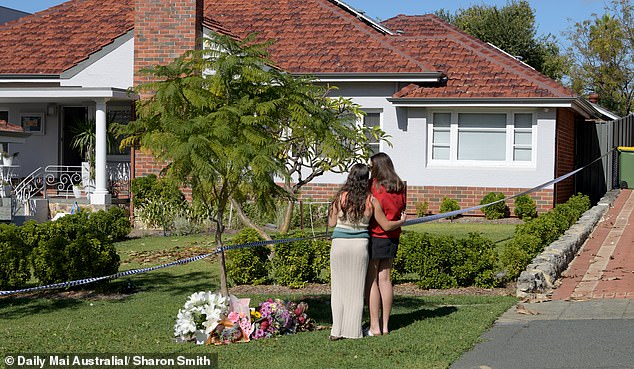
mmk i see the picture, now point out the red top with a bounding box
[369,180,406,239]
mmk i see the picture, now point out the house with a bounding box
[0,0,616,219]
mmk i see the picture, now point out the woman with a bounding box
[366,153,406,336]
[328,163,405,341]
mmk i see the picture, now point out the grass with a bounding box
[0,225,518,369]
[405,221,516,244]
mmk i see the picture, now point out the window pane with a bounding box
[458,113,506,129]
[514,131,532,145]
[0,111,7,122]
[514,148,532,161]
[458,131,506,160]
[515,113,532,128]
[364,113,380,145]
[432,146,450,160]
[433,130,450,144]
[433,113,451,127]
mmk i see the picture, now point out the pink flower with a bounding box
[228,311,240,323]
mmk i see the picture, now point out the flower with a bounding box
[174,292,228,342]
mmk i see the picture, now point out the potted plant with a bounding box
[1,151,18,166]
[70,118,118,190]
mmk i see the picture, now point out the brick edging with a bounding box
[516,189,621,298]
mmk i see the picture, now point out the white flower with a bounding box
[174,291,229,341]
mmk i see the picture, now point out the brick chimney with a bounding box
[134,0,203,88]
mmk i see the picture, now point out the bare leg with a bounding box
[377,258,393,334]
[366,259,381,335]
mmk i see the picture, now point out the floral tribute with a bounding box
[174,292,315,345]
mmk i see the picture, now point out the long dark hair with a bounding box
[333,163,370,223]
[370,152,404,193]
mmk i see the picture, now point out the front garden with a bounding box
[0,192,592,368]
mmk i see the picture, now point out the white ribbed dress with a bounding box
[330,211,370,339]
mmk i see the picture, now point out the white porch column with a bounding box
[91,99,112,205]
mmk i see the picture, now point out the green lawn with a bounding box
[405,221,516,244]
[1,227,517,369]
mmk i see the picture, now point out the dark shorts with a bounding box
[369,237,399,260]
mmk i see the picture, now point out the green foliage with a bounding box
[394,231,501,289]
[130,174,188,231]
[514,194,537,220]
[270,232,330,287]
[85,206,131,242]
[415,201,430,217]
[500,193,591,280]
[29,211,121,285]
[440,197,460,219]
[499,234,541,280]
[0,224,32,288]
[289,202,329,229]
[437,0,569,80]
[480,192,508,220]
[568,0,634,116]
[226,229,270,285]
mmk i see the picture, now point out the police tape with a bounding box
[0,147,616,296]
[0,233,329,296]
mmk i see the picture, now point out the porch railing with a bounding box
[12,161,130,216]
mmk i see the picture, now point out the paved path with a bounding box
[451,189,634,369]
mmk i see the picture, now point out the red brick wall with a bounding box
[133,0,203,88]
[555,108,576,204]
[132,0,203,177]
[297,183,555,217]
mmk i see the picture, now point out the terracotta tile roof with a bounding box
[0,0,134,75]
[382,15,575,99]
[206,0,435,74]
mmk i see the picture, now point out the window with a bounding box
[0,111,7,122]
[363,112,381,155]
[429,111,535,165]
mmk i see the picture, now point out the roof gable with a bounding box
[0,0,133,75]
[382,14,574,99]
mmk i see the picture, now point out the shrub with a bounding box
[392,231,432,282]
[0,224,32,288]
[86,206,131,242]
[415,201,429,217]
[271,231,326,288]
[499,234,541,280]
[311,238,331,283]
[480,192,508,220]
[226,228,270,285]
[130,174,187,230]
[416,235,458,289]
[452,233,501,288]
[514,194,537,220]
[439,197,460,220]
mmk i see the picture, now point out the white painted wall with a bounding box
[62,37,134,89]
[1,103,60,177]
[312,82,558,190]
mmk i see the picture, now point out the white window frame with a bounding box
[361,109,383,155]
[427,110,537,167]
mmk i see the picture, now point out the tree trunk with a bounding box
[278,199,295,234]
[230,198,271,240]
[215,226,229,297]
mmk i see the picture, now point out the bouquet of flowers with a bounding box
[250,298,294,339]
[173,292,228,343]
[287,301,315,333]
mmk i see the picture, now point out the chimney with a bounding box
[588,93,599,104]
[134,0,203,89]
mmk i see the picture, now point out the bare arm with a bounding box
[371,197,406,231]
[328,198,340,227]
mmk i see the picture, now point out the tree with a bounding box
[121,33,379,294]
[269,73,386,234]
[567,0,633,116]
[436,0,569,81]
[121,34,288,296]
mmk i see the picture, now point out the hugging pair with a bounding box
[328,153,406,340]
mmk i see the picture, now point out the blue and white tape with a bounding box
[0,148,615,296]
